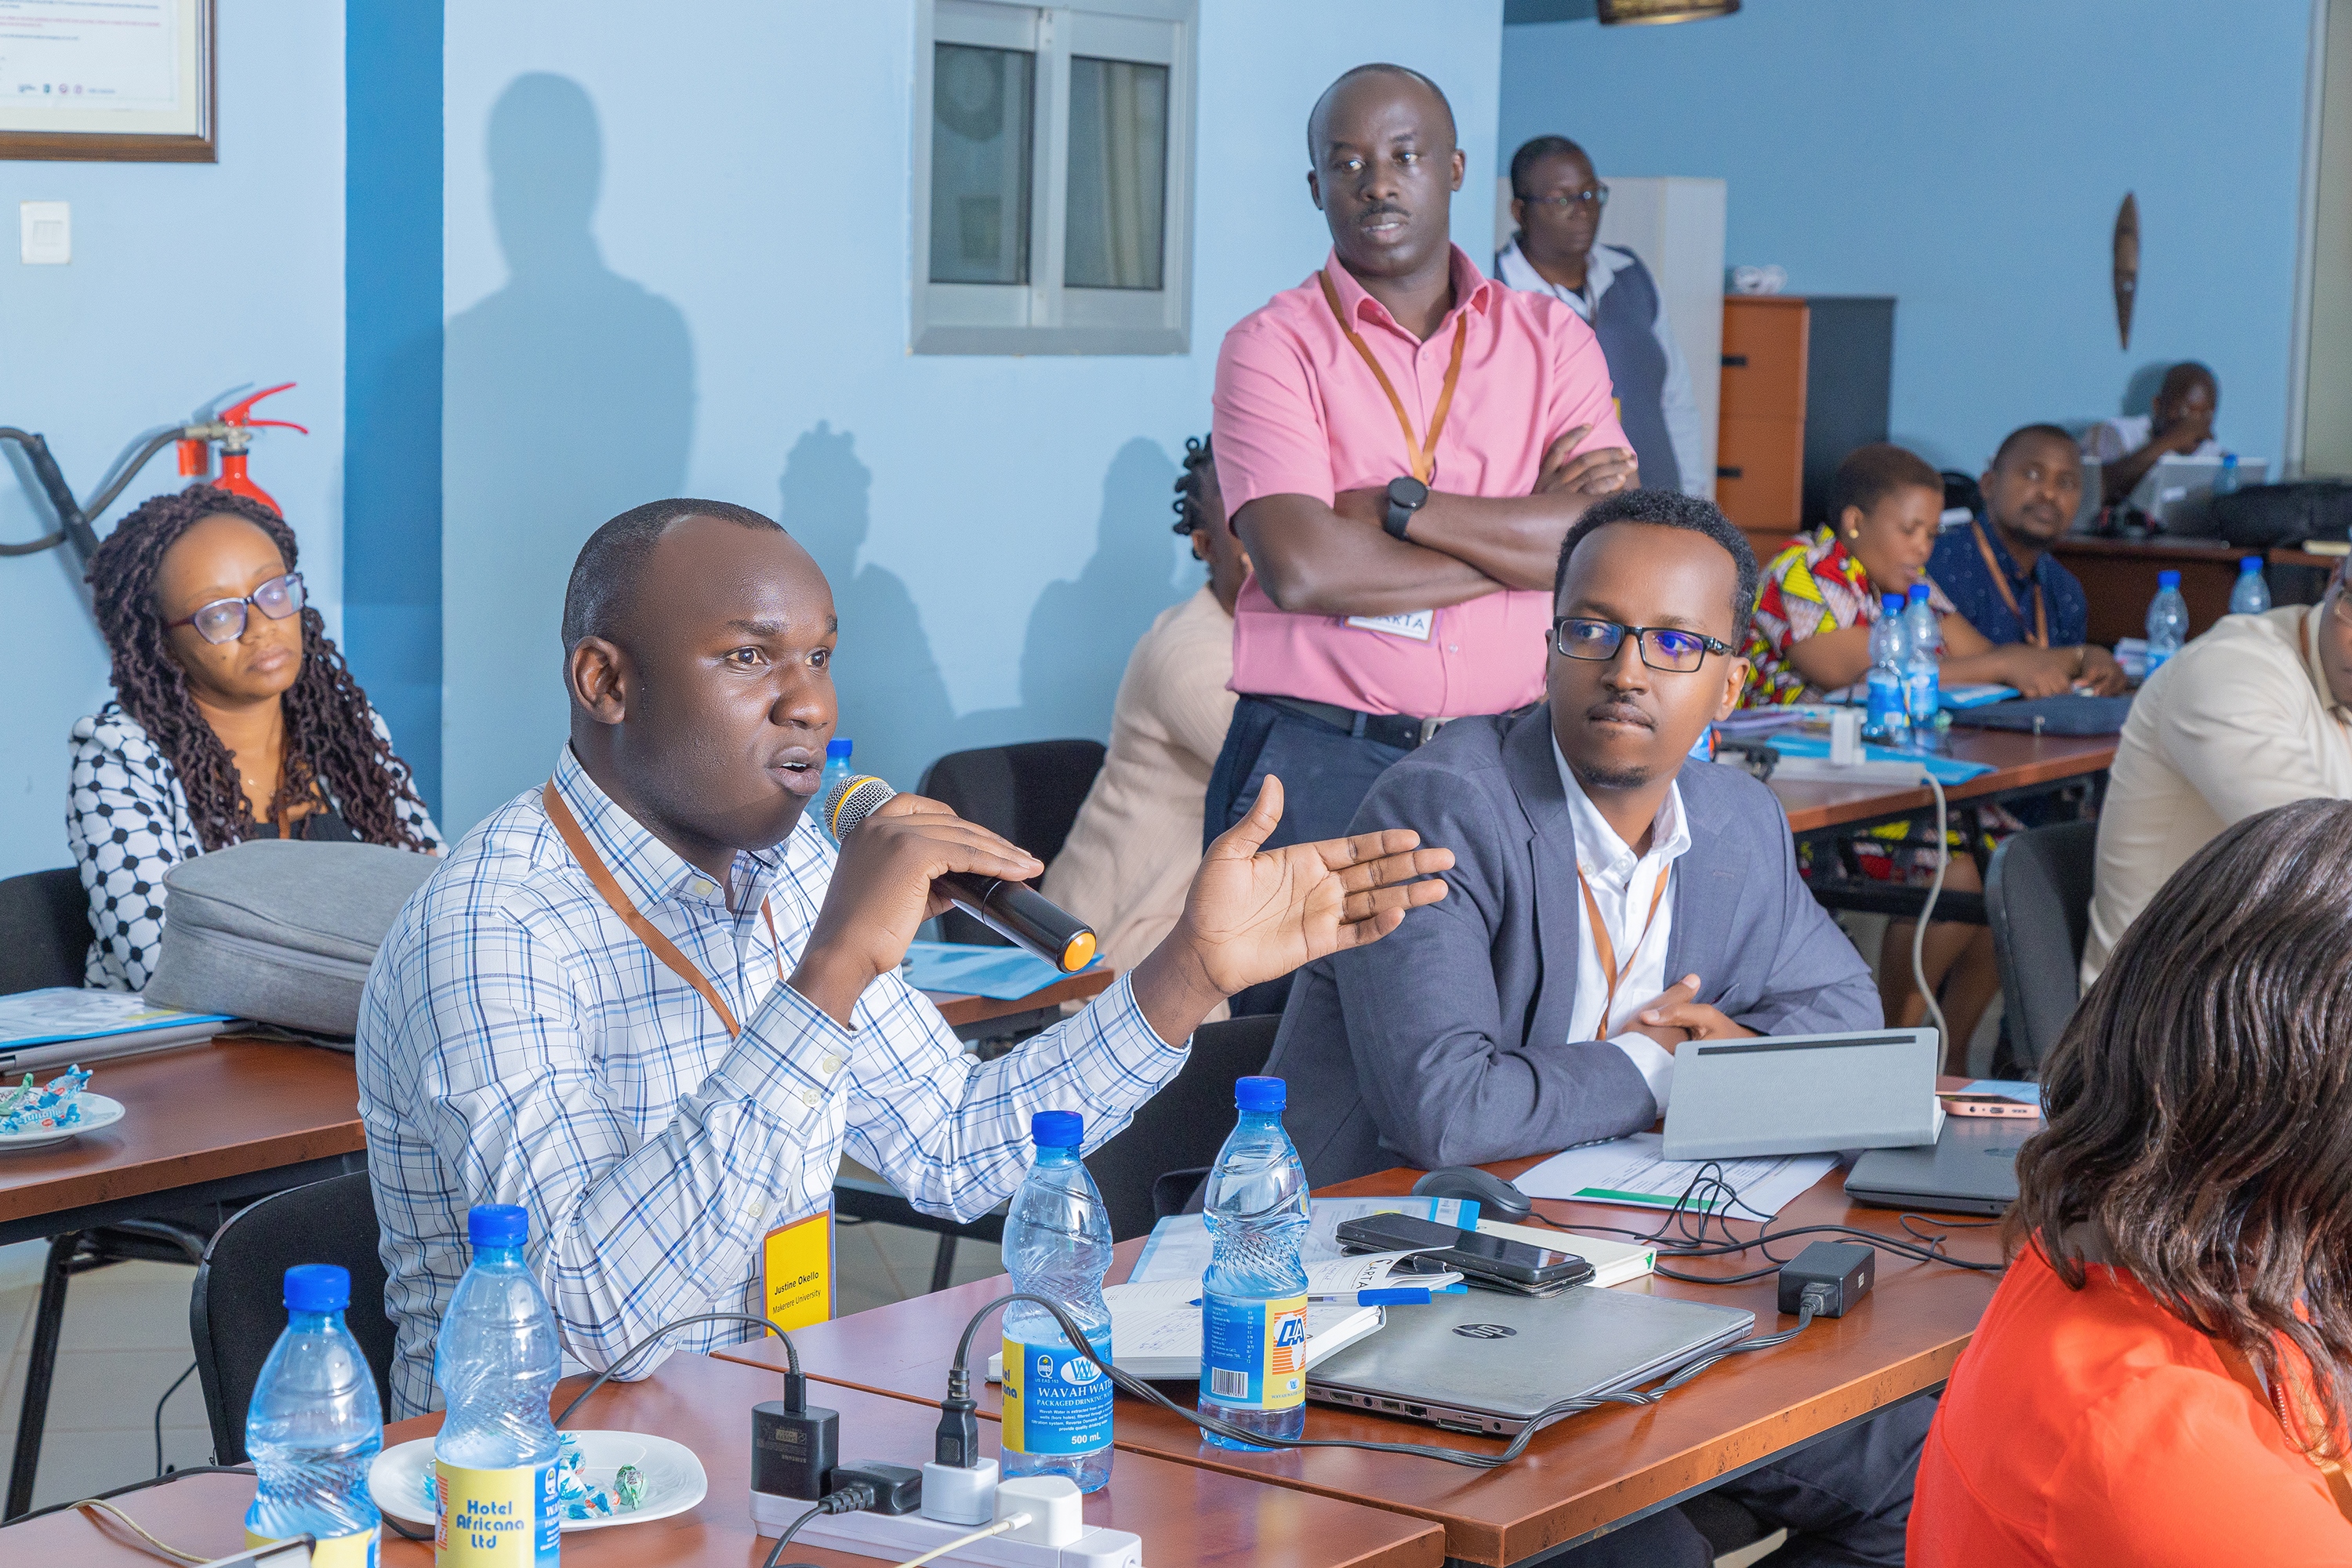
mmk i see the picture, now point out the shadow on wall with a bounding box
[442,72,695,821]
[782,423,1192,790]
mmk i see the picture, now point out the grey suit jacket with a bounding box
[1265,707,1881,1188]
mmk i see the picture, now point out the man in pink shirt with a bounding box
[1208,62,1635,1013]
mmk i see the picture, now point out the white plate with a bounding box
[0,1092,125,1150]
[369,1431,707,1534]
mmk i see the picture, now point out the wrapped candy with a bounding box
[554,1431,615,1520]
[0,1066,90,1136]
[613,1464,646,1511]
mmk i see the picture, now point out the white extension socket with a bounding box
[1766,757,1929,786]
[784,1503,1143,1568]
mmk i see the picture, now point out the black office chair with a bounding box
[916,741,1106,946]
[0,867,89,994]
[1084,1014,1281,1241]
[190,1172,394,1465]
[1984,819,2100,1073]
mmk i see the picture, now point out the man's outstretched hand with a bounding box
[1130,775,1453,1045]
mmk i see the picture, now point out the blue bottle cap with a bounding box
[469,1203,530,1249]
[1236,1076,1287,1112]
[284,1263,350,1314]
[2158,570,2182,588]
[2241,557,2263,571]
[1881,593,1904,614]
[1907,583,1929,602]
[1032,1110,1083,1148]
[826,738,853,760]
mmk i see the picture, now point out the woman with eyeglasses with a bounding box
[70,485,441,989]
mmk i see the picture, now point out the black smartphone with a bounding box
[1334,1213,1594,1289]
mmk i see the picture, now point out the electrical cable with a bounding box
[946,1290,1808,1467]
[1909,773,1952,1051]
[760,1482,877,1568]
[890,1512,1032,1568]
[552,1309,803,1429]
[154,1359,198,1478]
[7,1464,254,1527]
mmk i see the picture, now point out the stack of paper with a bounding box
[0,989,233,1072]
[1513,1133,1835,1221]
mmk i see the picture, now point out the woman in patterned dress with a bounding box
[69,486,441,990]
[1741,445,2038,1069]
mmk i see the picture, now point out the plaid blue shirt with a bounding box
[358,747,1185,1417]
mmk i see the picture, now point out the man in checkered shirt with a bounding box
[358,498,1452,1417]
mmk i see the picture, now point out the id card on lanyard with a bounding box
[542,779,835,1333]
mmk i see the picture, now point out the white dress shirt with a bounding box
[1553,736,1690,1112]
[358,746,1185,1417]
[1496,238,1707,499]
[2082,413,2223,466]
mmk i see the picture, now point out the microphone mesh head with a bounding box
[826,774,896,840]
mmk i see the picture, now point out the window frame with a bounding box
[912,0,1197,356]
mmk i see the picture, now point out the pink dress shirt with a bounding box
[1211,245,1628,718]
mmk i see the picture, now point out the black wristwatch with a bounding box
[1383,475,1429,540]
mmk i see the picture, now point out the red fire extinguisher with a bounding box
[175,383,308,513]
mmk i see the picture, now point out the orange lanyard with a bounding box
[1318,267,1468,485]
[2215,1340,2352,1523]
[542,781,784,1039]
[1969,519,2048,648]
[1576,865,1671,1031]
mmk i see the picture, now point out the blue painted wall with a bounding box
[438,0,1507,835]
[1500,0,2314,474]
[0,1,345,882]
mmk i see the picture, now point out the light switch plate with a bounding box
[20,201,69,264]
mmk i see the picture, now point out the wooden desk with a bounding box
[929,967,1114,1031]
[0,1352,1443,1568]
[0,1036,366,1249]
[1766,729,2115,837]
[2052,535,2332,647]
[713,1162,2001,1566]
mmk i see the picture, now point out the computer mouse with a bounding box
[1410,1165,1534,1223]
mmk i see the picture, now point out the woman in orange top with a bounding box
[1911,797,2352,1563]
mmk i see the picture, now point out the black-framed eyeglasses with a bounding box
[164,572,306,645]
[1552,616,1731,673]
[1520,182,1609,212]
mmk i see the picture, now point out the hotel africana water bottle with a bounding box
[244,1265,383,1565]
[434,1204,562,1565]
[1001,1110,1116,1491]
[1199,1076,1312,1450]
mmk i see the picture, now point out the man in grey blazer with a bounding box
[1265,491,1913,1568]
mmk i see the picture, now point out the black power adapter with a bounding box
[1777,1241,1874,1317]
[827,1461,924,1515]
[753,1374,839,1503]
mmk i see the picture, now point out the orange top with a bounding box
[1912,1241,2352,1565]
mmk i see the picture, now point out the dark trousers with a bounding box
[1558,1395,1936,1567]
[1204,695,1413,1017]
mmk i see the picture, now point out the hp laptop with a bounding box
[1305,1285,1755,1436]
[2132,455,2267,535]
[1844,1115,2027,1217]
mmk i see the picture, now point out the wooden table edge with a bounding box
[1777,743,2115,835]
[927,967,1116,1028]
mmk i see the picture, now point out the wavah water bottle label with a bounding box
[1000,1334,1114,1455]
[249,1526,377,1567]
[1201,1294,1308,1410]
[434,1461,561,1565]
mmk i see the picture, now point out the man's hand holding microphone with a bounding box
[791,773,1453,1043]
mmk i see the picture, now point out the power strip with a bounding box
[1765,757,1929,785]
[784,1504,1143,1568]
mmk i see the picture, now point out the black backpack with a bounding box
[2209,481,2352,547]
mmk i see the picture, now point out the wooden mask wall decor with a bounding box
[2113,193,2140,350]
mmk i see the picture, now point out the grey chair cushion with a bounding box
[145,839,439,1037]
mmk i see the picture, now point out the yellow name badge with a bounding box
[762,1209,833,1333]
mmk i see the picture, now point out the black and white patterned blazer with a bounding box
[67,701,445,991]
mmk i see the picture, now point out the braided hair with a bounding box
[1170,434,1215,536]
[86,485,433,853]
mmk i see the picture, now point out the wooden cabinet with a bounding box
[1715,294,1895,561]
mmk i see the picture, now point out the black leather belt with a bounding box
[1258,695,1455,750]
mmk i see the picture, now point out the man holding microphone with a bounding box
[357,498,1451,1417]
[1208,64,1635,1012]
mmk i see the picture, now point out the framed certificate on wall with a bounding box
[0,0,215,162]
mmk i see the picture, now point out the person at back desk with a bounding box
[1926,424,2126,694]
[1209,62,1636,1010]
[1914,799,2352,1564]
[1266,490,1915,1568]
[2084,361,2220,508]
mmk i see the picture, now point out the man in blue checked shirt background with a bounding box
[357,497,1453,1417]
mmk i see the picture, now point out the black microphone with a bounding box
[822,774,1099,974]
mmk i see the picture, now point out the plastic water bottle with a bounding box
[2230,556,2272,615]
[1902,584,1942,729]
[434,1205,561,1565]
[2146,570,2190,679]
[1000,1110,1115,1492]
[1864,595,1911,745]
[245,1265,383,1565]
[1199,1076,1311,1450]
[2213,452,2241,498]
[817,738,855,844]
